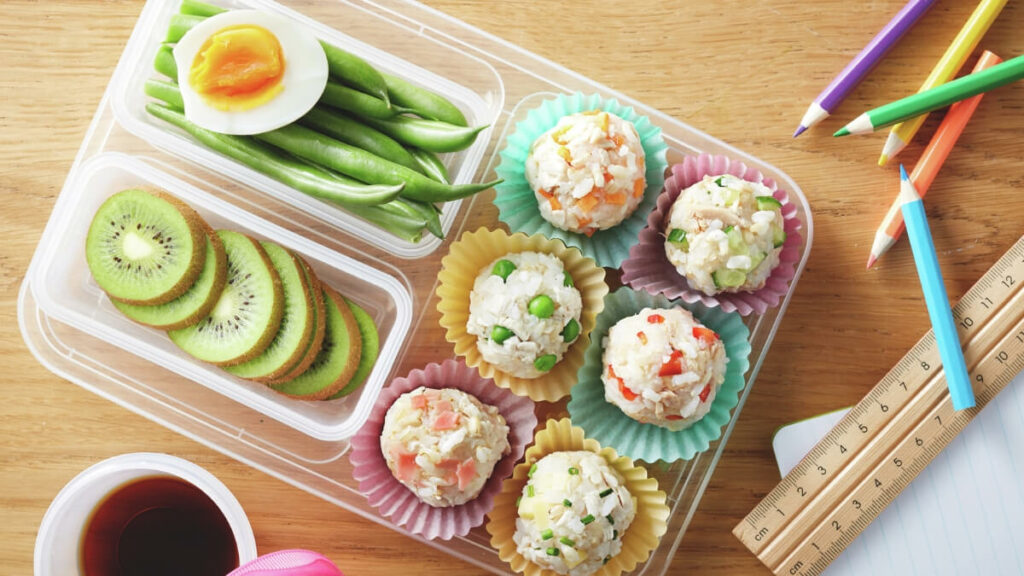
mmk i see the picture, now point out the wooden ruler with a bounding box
[734,235,1024,576]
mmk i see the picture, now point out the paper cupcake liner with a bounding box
[567,287,751,462]
[436,227,609,402]
[493,92,669,269]
[486,418,669,576]
[620,153,803,316]
[349,359,538,540]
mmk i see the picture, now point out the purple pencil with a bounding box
[793,0,936,138]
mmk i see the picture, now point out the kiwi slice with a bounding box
[168,230,283,366]
[329,297,380,399]
[224,243,314,381]
[112,227,227,330]
[271,286,361,400]
[268,257,326,384]
[86,189,207,305]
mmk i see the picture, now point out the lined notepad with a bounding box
[772,370,1024,576]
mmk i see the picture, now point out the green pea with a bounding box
[534,354,558,372]
[528,295,555,318]
[561,318,580,342]
[490,325,513,344]
[563,270,574,287]
[491,259,516,280]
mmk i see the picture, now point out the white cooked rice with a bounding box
[514,451,636,576]
[467,251,583,379]
[525,111,646,234]
[380,387,510,507]
[602,307,727,431]
[664,173,784,295]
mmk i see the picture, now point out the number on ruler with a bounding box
[1017,330,1024,343]
[1003,274,1015,288]
[797,486,806,497]
[915,437,924,447]
[893,457,903,468]
[839,444,847,454]
[997,351,1010,364]
[981,296,994,309]
[858,422,868,433]
[935,415,942,426]
[961,316,974,329]
[920,360,930,370]
[874,478,883,488]
[831,520,842,531]
[776,508,785,517]
[977,373,985,383]
[899,381,908,391]
[879,403,889,413]
[817,465,827,476]
[851,499,861,510]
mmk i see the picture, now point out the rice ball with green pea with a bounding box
[467,252,583,379]
[664,174,786,295]
[514,451,636,576]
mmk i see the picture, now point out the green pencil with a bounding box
[835,53,1024,136]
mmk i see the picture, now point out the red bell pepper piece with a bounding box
[658,349,684,377]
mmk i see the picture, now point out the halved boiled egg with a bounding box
[173,10,328,135]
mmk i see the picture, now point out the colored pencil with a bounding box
[898,164,975,411]
[876,0,1007,165]
[867,51,1002,269]
[836,53,1023,136]
[793,0,935,138]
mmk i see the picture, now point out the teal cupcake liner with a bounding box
[493,93,669,269]
[567,287,751,462]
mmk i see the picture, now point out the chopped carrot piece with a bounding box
[636,331,647,345]
[538,188,562,211]
[410,394,429,410]
[692,326,720,345]
[576,216,592,228]
[551,125,571,145]
[583,227,596,237]
[456,459,477,490]
[606,192,626,205]
[666,415,684,421]
[576,194,599,214]
[633,178,645,198]
[600,112,609,134]
[602,171,614,185]
[658,349,684,377]
[557,146,572,164]
[610,134,626,148]
[698,383,712,403]
[647,314,664,324]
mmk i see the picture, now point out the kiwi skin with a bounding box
[266,255,326,384]
[91,189,209,306]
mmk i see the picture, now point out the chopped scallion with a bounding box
[568,467,579,475]
[526,485,535,498]
[563,499,572,507]
[606,514,615,525]
[581,514,595,525]
[560,536,575,547]
[599,488,613,498]
[541,529,554,540]
[528,463,538,478]
[546,547,560,557]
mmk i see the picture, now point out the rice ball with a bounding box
[526,111,646,235]
[380,387,510,507]
[663,174,786,295]
[602,307,727,431]
[467,251,583,379]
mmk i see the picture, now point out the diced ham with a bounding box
[394,450,419,483]
[432,410,460,431]
[410,394,429,410]
[422,388,442,401]
[456,459,477,490]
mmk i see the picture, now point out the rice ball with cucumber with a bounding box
[513,451,636,576]
[466,252,583,379]
[663,174,786,295]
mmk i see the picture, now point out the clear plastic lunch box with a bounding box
[18,0,814,573]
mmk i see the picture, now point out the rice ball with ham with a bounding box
[525,111,646,235]
[380,387,511,507]
[601,307,727,431]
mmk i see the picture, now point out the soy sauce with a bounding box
[80,475,238,576]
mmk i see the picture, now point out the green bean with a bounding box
[165,13,205,43]
[144,79,184,110]
[179,0,225,18]
[384,72,467,127]
[360,114,485,153]
[397,197,443,238]
[299,108,421,173]
[320,82,409,119]
[344,203,426,243]
[406,147,449,183]
[253,124,501,202]
[145,103,403,207]
[154,44,178,79]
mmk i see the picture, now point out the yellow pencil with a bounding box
[877,0,1006,166]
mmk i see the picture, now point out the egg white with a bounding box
[173,10,328,135]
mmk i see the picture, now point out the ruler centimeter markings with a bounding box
[734,236,1024,576]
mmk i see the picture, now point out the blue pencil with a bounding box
[898,165,975,410]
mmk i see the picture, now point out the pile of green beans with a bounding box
[147,0,497,242]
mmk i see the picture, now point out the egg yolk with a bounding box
[189,25,285,112]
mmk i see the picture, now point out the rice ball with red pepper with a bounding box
[513,451,636,576]
[467,251,583,379]
[602,307,727,431]
[380,387,511,507]
[663,174,786,295]
[525,111,646,235]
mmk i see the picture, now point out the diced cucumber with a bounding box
[756,195,783,211]
[747,250,767,271]
[772,225,787,248]
[713,269,747,288]
[667,228,688,251]
[725,226,747,253]
[714,176,727,187]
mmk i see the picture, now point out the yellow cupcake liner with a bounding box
[437,227,608,402]
[486,418,669,576]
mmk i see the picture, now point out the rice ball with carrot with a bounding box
[525,111,646,235]
[380,387,511,507]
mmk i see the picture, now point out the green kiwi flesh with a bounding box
[225,243,313,380]
[271,287,361,400]
[168,230,283,366]
[112,228,227,330]
[329,297,380,399]
[267,257,326,384]
[86,189,206,305]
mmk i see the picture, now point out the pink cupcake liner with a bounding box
[620,153,803,316]
[349,359,537,540]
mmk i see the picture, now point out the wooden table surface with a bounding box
[2,1,1022,574]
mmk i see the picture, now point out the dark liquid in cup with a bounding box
[80,475,239,576]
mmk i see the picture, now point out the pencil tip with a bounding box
[792,125,807,138]
[833,126,850,137]
[878,154,889,167]
[866,254,877,269]
[899,164,909,181]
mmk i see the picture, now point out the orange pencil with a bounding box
[867,50,1002,269]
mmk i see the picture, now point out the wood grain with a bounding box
[1,1,1022,575]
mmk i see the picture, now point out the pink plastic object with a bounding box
[228,550,343,576]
